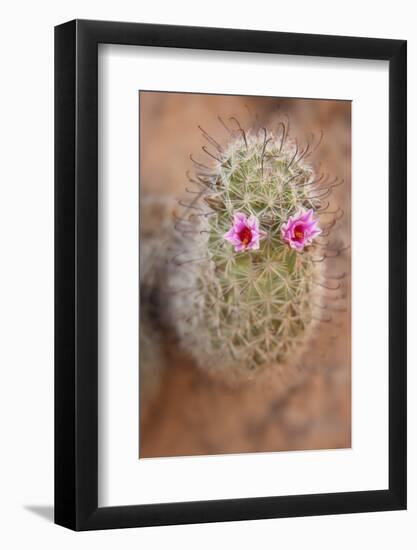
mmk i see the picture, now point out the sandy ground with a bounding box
[139,92,351,458]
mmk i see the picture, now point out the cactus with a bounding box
[169,117,345,380]
[139,196,173,420]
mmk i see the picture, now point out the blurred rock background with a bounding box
[139,91,351,458]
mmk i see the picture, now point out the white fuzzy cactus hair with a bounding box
[168,114,347,379]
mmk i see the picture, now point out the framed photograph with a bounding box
[55,19,406,530]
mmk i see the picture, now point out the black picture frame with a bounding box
[55,19,407,531]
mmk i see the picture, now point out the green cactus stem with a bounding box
[169,117,345,378]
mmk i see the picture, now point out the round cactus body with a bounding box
[139,196,173,419]
[169,119,343,379]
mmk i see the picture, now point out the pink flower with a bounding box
[223,212,266,252]
[281,208,322,251]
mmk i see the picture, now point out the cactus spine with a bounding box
[169,118,343,378]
